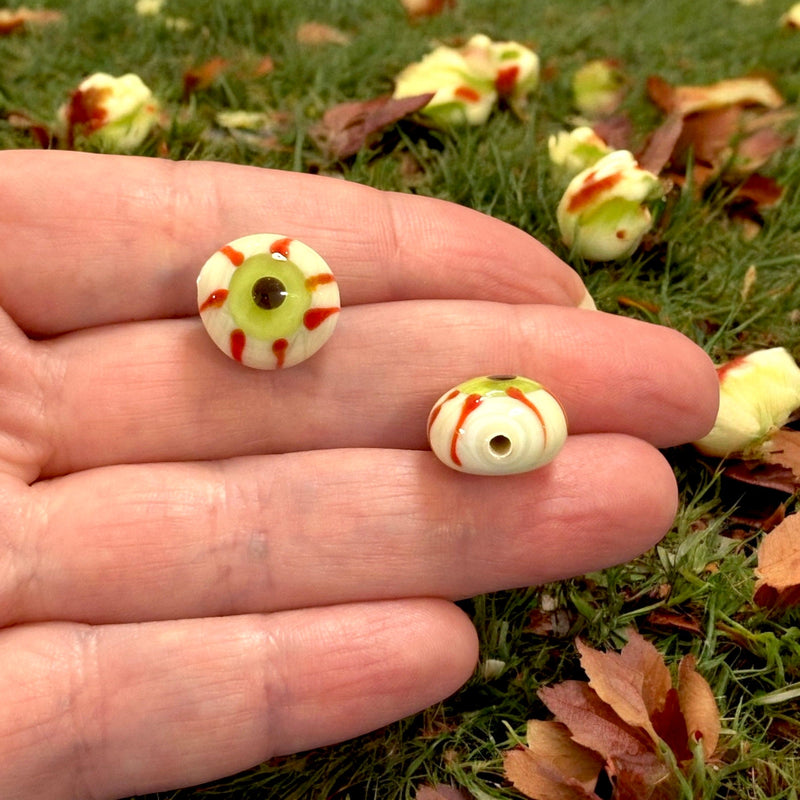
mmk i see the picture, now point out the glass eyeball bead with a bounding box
[427,375,568,476]
[197,234,340,369]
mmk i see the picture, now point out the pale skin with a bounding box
[0,149,719,800]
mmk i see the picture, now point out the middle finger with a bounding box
[40,303,716,476]
[11,434,676,626]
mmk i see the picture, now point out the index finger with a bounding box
[0,150,591,337]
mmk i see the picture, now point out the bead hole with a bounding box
[489,434,512,457]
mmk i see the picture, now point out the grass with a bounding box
[3,0,800,798]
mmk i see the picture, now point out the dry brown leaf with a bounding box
[400,0,456,18]
[736,126,791,173]
[415,783,472,800]
[538,680,655,763]
[733,172,784,208]
[637,112,683,174]
[296,21,350,45]
[4,109,53,147]
[646,75,784,116]
[754,512,800,607]
[252,55,275,77]
[618,632,674,719]
[764,429,800,482]
[723,459,797,494]
[576,636,662,745]
[182,57,229,98]
[504,729,602,800]
[0,6,62,34]
[311,92,433,159]
[649,688,691,763]
[591,114,633,151]
[677,655,721,760]
[646,608,703,637]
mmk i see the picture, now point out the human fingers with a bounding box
[8,435,675,626]
[0,149,590,337]
[38,303,717,476]
[0,600,477,800]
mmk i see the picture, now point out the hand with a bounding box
[0,150,717,800]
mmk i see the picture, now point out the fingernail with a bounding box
[578,287,597,310]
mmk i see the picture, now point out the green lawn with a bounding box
[3,0,800,797]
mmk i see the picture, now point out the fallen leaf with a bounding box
[252,55,275,77]
[735,125,791,174]
[722,459,797,494]
[764,428,800,482]
[649,688,691,763]
[3,109,53,147]
[0,6,62,34]
[576,636,666,745]
[182,57,229,98]
[732,172,784,208]
[513,633,722,799]
[677,655,721,760]
[311,92,433,159]
[675,106,742,168]
[415,782,472,800]
[399,0,456,18]
[616,295,661,314]
[646,608,703,636]
[754,512,800,607]
[296,21,350,45]
[637,112,683,174]
[528,606,574,637]
[538,680,656,764]
[646,75,783,116]
[591,114,633,151]
[504,720,603,800]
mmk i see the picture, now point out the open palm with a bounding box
[0,150,717,800]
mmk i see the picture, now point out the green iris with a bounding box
[228,254,310,341]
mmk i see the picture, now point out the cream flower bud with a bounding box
[572,59,626,117]
[556,150,662,261]
[781,3,800,26]
[548,126,613,183]
[694,348,800,457]
[393,34,538,125]
[135,0,163,15]
[59,72,160,150]
[485,38,540,100]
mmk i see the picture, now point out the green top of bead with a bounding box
[456,375,543,396]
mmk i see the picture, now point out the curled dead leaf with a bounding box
[646,608,703,637]
[646,75,783,116]
[3,109,53,147]
[296,21,351,45]
[415,783,472,800]
[0,6,62,34]
[399,0,456,18]
[637,112,683,175]
[508,631,722,800]
[182,57,229,99]
[677,655,721,760]
[763,428,800,483]
[576,636,669,746]
[504,720,603,800]
[754,512,800,608]
[310,92,433,159]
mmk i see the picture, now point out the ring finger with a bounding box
[38,302,717,476]
[9,433,676,626]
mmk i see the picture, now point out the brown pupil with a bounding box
[252,276,287,310]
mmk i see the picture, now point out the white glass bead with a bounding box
[197,234,340,369]
[427,375,568,475]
